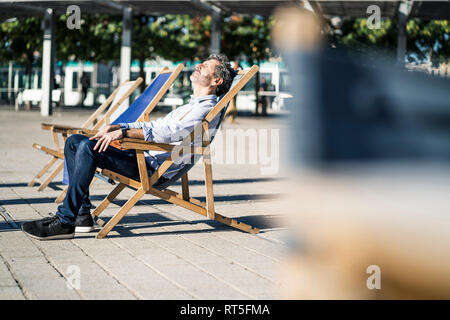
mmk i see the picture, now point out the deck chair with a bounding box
[52,64,185,203]
[89,65,260,238]
[29,77,143,191]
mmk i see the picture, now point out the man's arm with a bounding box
[89,99,215,152]
[89,125,144,153]
[123,128,144,139]
[139,103,216,144]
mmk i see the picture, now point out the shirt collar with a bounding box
[189,94,218,105]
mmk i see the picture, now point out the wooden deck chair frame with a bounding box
[88,65,260,239]
[29,77,143,191]
[51,64,185,203]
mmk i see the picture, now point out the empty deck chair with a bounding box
[88,65,260,238]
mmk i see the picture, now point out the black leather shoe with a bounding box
[22,215,75,240]
[75,214,95,233]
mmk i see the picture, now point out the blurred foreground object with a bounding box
[273,5,450,299]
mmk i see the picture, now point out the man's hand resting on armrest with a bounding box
[89,125,144,153]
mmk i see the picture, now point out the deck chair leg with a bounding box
[55,185,68,203]
[203,149,215,220]
[91,183,126,224]
[29,157,58,187]
[147,187,260,234]
[96,187,145,239]
[55,175,98,204]
[181,173,190,201]
[89,176,97,188]
[37,161,65,191]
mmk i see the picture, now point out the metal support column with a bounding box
[397,0,412,65]
[120,7,132,83]
[41,8,55,116]
[210,9,221,55]
[119,6,132,108]
[8,61,12,104]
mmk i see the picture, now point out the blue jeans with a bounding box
[56,134,157,226]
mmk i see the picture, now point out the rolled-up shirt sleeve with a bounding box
[118,116,178,143]
[118,120,156,141]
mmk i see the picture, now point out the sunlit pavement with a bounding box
[0,107,290,300]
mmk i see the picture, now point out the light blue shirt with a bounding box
[118,95,220,179]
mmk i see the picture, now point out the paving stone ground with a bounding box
[0,107,290,300]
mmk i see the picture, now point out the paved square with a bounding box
[0,107,289,300]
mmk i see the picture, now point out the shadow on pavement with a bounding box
[0,193,282,206]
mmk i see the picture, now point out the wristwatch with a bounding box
[121,128,129,138]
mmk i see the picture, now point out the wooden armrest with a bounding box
[117,138,205,155]
[41,123,80,130]
[118,138,176,152]
[41,123,55,131]
[72,128,98,136]
[41,123,94,135]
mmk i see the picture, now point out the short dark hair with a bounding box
[207,54,236,97]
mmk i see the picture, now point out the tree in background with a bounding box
[132,14,188,91]
[334,18,397,61]
[332,18,449,66]
[222,15,273,65]
[0,12,276,108]
[221,15,274,112]
[0,17,42,89]
[178,14,211,60]
[407,20,450,65]
[55,14,121,63]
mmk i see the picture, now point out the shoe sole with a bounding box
[75,226,95,233]
[23,231,75,241]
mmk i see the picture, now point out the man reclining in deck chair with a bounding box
[22,54,236,240]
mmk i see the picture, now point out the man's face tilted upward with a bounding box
[190,59,222,90]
